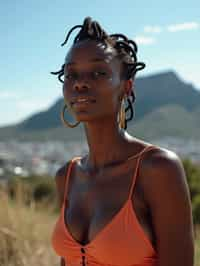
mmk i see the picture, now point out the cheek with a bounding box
[110,73,121,87]
[108,76,122,102]
[110,78,123,111]
[98,81,121,113]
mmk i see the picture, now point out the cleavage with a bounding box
[64,162,134,245]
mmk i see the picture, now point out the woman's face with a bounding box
[63,39,131,123]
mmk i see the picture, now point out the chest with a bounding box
[63,160,152,246]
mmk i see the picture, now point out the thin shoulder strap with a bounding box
[63,157,81,203]
[128,145,158,200]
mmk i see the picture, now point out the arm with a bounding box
[55,162,71,266]
[141,148,194,266]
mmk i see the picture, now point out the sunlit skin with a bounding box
[56,39,194,266]
[63,39,136,172]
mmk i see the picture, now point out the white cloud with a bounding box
[167,22,199,32]
[144,25,162,34]
[134,35,156,45]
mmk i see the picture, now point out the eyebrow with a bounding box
[66,58,108,66]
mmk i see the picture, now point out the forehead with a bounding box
[65,39,118,66]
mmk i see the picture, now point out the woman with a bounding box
[51,17,194,266]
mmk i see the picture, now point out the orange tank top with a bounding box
[52,145,158,266]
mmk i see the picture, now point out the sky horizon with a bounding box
[0,0,199,127]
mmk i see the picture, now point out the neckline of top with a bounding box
[62,197,132,248]
[62,144,158,249]
[72,144,157,166]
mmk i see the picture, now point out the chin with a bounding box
[74,112,94,122]
[77,113,107,125]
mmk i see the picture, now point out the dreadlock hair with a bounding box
[51,17,145,130]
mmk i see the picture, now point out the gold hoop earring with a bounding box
[118,97,126,129]
[61,104,80,128]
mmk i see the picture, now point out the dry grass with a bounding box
[0,190,59,266]
[0,188,200,266]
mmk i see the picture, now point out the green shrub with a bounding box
[183,159,200,225]
[33,181,55,202]
[193,195,200,225]
[7,175,56,208]
[7,177,32,204]
[183,159,200,199]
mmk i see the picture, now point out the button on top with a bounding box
[81,247,85,253]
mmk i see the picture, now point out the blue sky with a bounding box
[0,0,199,126]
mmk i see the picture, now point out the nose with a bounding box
[73,73,90,92]
[73,81,89,92]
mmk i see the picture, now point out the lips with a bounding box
[71,97,96,105]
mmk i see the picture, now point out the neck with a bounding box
[83,116,133,172]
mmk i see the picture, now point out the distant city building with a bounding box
[0,138,199,179]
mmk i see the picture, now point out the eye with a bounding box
[64,72,78,81]
[91,70,107,79]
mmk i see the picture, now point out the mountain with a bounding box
[134,71,200,119]
[0,70,199,141]
[17,98,63,131]
[132,104,200,139]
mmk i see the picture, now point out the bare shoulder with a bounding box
[140,145,194,265]
[141,145,187,189]
[140,145,190,205]
[55,161,71,208]
[142,145,183,172]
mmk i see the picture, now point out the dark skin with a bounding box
[55,40,194,266]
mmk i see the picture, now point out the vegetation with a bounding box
[0,190,59,266]
[7,175,57,208]
[183,159,200,227]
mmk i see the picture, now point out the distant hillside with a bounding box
[0,70,199,141]
[132,104,200,139]
[134,71,200,119]
[17,98,64,131]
